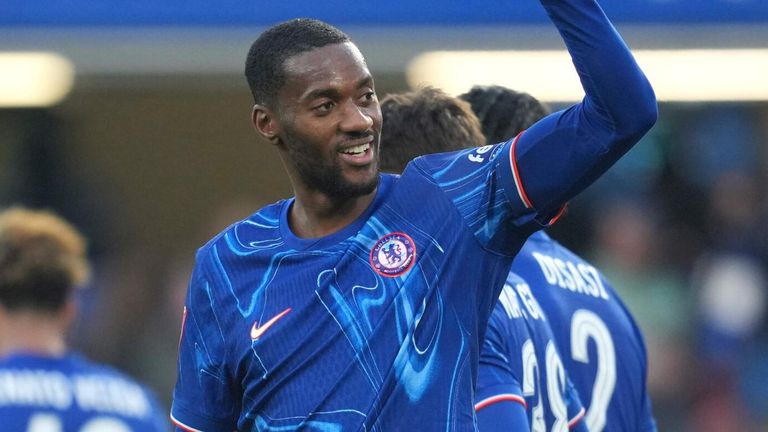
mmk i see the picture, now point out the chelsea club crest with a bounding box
[370,232,416,277]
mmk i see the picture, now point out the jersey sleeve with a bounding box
[476,398,530,432]
[475,305,528,429]
[410,142,544,255]
[512,0,657,218]
[411,0,656,255]
[171,248,239,432]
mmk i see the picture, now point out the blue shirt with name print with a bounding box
[0,352,169,432]
[511,231,657,432]
[476,272,587,431]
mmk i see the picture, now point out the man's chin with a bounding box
[348,174,380,196]
[330,173,380,200]
[357,175,380,195]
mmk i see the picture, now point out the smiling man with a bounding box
[171,0,657,429]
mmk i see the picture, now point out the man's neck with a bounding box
[0,312,67,358]
[290,187,378,239]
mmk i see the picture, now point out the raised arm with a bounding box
[511,0,657,220]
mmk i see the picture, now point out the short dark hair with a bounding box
[459,85,550,144]
[0,207,89,312]
[245,18,351,106]
[379,87,485,174]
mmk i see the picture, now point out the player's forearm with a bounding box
[508,0,657,218]
[541,0,657,135]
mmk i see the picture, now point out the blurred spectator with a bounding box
[705,170,768,258]
[688,170,768,430]
[694,254,766,368]
[671,106,760,190]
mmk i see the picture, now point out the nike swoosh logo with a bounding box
[250,308,292,340]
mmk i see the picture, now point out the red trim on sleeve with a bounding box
[474,393,527,411]
[509,132,534,210]
[170,414,204,432]
[178,306,188,351]
[548,203,569,225]
[568,407,587,429]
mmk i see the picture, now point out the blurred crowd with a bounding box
[4,102,766,431]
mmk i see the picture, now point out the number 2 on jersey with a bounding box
[570,309,616,432]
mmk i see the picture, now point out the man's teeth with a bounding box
[341,143,371,155]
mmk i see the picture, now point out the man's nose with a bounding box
[339,100,374,132]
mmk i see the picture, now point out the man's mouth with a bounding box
[338,136,375,167]
[340,143,371,155]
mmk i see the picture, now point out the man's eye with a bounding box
[315,102,335,113]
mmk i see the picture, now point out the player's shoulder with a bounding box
[0,351,71,371]
[409,143,506,177]
[523,231,567,256]
[505,270,527,286]
[492,273,533,327]
[67,352,146,386]
[542,234,621,295]
[0,354,14,368]
[70,353,168,426]
[537,235,643,327]
[1,352,153,396]
[523,231,593,268]
[197,199,289,259]
[487,286,527,348]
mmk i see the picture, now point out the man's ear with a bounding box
[60,298,78,330]
[252,104,280,145]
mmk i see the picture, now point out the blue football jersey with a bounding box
[511,231,657,432]
[172,144,543,432]
[172,0,657,428]
[476,273,586,432]
[0,352,169,432]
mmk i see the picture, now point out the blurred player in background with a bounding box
[378,88,481,173]
[0,207,169,432]
[460,85,657,432]
[459,86,550,148]
[171,0,656,428]
[380,87,588,431]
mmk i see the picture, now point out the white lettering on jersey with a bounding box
[0,371,71,409]
[74,375,150,418]
[0,369,150,418]
[515,282,545,321]
[468,145,494,163]
[498,284,525,319]
[531,252,609,300]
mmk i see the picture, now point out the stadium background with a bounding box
[2,1,767,430]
